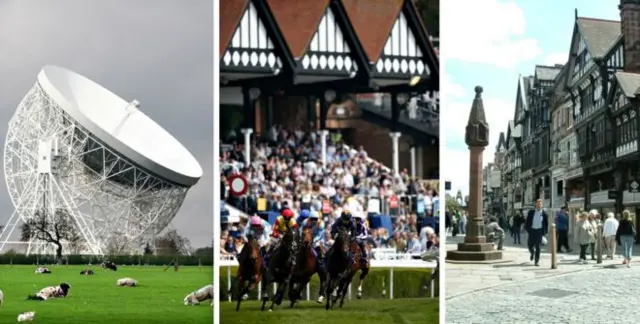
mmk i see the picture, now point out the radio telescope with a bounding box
[0,65,202,256]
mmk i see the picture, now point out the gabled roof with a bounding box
[342,0,405,63]
[552,63,569,92]
[220,0,248,56]
[575,17,620,59]
[615,72,640,97]
[534,65,563,81]
[267,0,331,59]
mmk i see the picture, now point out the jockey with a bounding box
[300,210,325,264]
[241,215,270,248]
[330,210,357,242]
[269,208,298,249]
[353,213,369,265]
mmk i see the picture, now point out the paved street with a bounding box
[445,233,640,323]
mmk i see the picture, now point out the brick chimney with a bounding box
[620,0,640,72]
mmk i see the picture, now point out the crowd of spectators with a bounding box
[220,124,439,259]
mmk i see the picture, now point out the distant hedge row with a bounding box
[0,253,213,266]
[220,267,438,300]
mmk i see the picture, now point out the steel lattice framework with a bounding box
[0,82,189,255]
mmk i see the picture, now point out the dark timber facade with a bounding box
[530,65,562,208]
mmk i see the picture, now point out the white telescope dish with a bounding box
[0,65,203,256]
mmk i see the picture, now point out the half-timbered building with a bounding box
[516,75,535,213]
[568,15,620,214]
[504,120,522,217]
[548,64,570,215]
[530,65,563,209]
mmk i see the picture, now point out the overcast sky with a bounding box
[0,1,213,248]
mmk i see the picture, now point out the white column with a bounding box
[241,128,253,167]
[389,132,401,175]
[320,130,329,168]
[410,146,416,178]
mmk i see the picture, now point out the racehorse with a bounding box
[324,228,350,310]
[262,227,297,311]
[232,236,263,312]
[335,239,370,307]
[288,227,326,308]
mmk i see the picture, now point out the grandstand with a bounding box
[219,0,439,257]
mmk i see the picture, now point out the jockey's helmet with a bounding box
[340,210,352,222]
[300,209,310,218]
[250,216,263,228]
[309,210,319,219]
[282,208,294,219]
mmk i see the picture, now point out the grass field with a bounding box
[220,298,438,324]
[0,265,212,323]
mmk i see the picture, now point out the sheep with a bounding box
[35,267,51,274]
[26,283,70,301]
[116,278,137,287]
[80,269,94,275]
[183,284,213,306]
[101,260,117,271]
[0,289,3,307]
[17,311,35,322]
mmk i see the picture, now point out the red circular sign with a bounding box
[228,175,248,197]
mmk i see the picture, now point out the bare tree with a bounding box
[154,228,191,256]
[22,209,81,259]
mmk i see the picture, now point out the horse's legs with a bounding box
[288,277,297,308]
[324,273,334,310]
[338,273,353,308]
[260,274,270,311]
[357,267,369,299]
[316,266,327,303]
[235,278,245,312]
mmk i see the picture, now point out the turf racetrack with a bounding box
[220,298,438,324]
[0,265,212,323]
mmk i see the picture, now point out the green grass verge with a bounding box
[220,298,439,324]
[0,265,212,323]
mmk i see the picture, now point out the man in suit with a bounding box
[525,199,549,266]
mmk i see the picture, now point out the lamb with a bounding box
[35,267,51,274]
[26,283,70,301]
[17,311,35,322]
[116,278,137,287]
[183,284,213,306]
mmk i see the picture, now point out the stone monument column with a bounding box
[447,86,503,262]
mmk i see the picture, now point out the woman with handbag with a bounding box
[616,210,636,267]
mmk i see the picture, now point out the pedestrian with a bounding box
[459,211,466,235]
[525,199,549,266]
[587,210,599,260]
[555,206,571,253]
[574,211,595,264]
[512,211,524,244]
[486,217,505,250]
[616,210,636,267]
[602,212,619,259]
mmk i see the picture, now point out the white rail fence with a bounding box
[220,248,437,301]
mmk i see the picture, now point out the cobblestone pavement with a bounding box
[445,233,640,323]
[446,266,640,323]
